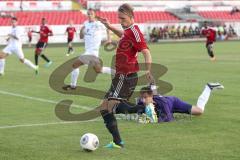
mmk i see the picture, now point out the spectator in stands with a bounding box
[146,26,152,41]
[148,23,236,42]
[176,26,181,39]
[228,25,236,37]
[150,27,159,42]
[159,27,164,39]
[182,26,188,38]
[217,25,225,40]
[231,6,240,15]
[223,25,227,36]
[195,26,200,36]
[170,26,177,39]
[163,26,169,39]
[189,26,194,38]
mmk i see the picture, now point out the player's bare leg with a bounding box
[207,44,216,61]
[191,106,204,115]
[100,99,143,148]
[67,42,74,56]
[192,82,224,115]
[35,49,52,68]
[0,52,8,76]
[34,50,41,74]
[93,61,115,75]
[63,59,84,90]
[28,38,32,47]
[0,52,37,75]
[100,99,124,148]
[19,57,38,72]
[69,42,73,54]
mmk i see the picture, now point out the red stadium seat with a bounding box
[95,11,179,23]
[0,11,87,26]
[198,11,240,20]
[0,11,179,26]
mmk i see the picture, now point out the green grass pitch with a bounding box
[0,41,240,160]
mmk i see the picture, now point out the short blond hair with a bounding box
[118,3,134,18]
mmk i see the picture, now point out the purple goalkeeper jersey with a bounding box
[138,95,192,122]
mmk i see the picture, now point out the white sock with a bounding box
[197,85,211,111]
[71,68,79,88]
[0,59,6,74]
[24,59,37,70]
[101,66,116,75]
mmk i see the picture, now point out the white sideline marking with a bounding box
[0,90,92,110]
[0,119,101,129]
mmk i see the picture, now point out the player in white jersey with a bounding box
[0,17,38,76]
[63,8,115,90]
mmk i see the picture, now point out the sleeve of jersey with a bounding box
[137,98,144,106]
[48,27,53,34]
[131,26,148,52]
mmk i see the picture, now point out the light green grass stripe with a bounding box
[0,119,101,130]
[0,90,92,110]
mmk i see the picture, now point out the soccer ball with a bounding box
[80,133,99,151]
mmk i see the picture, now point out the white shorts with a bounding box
[2,45,24,59]
[79,52,101,66]
[79,54,101,66]
[84,50,99,57]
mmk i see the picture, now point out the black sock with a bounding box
[35,54,39,66]
[208,50,214,58]
[114,102,145,114]
[207,47,214,58]
[100,110,122,145]
[41,54,50,62]
[70,47,73,52]
[210,51,214,58]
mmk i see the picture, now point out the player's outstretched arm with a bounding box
[32,31,40,34]
[49,30,53,36]
[106,29,112,43]
[106,24,123,38]
[141,49,155,84]
[97,17,123,38]
[8,34,19,40]
[79,26,85,39]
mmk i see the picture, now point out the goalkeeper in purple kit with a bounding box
[137,82,224,123]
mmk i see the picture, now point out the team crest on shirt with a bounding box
[118,40,133,51]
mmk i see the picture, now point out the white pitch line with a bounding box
[0,119,101,129]
[0,90,92,110]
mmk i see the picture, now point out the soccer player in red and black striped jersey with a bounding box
[98,3,154,148]
[201,22,217,61]
[33,18,53,73]
[65,20,76,56]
